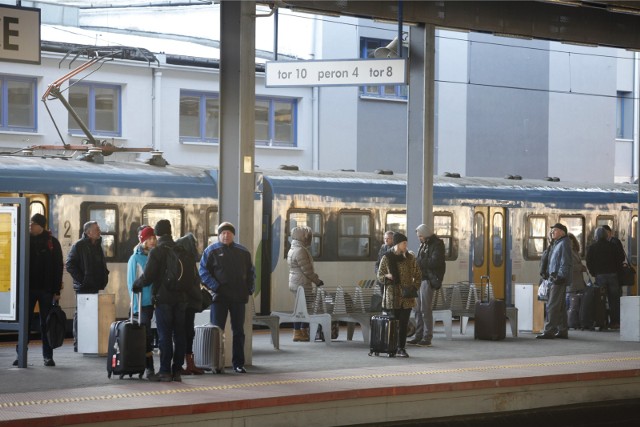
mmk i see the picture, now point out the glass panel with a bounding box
[526,216,547,259]
[68,85,89,130]
[179,94,201,138]
[29,201,45,217]
[7,80,34,128]
[383,85,396,96]
[288,211,322,257]
[142,208,182,238]
[492,212,504,267]
[94,86,118,132]
[273,100,293,145]
[204,96,219,140]
[207,209,219,246]
[560,216,585,255]
[90,208,116,233]
[338,213,370,258]
[473,212,484,267]
[255,99,269,142]
[101,235,115,258]
[434,213,453,259]
[0,80,3,126]
[385,212,406,235]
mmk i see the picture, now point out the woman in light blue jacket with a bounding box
[127,225,157,377]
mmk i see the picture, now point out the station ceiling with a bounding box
[26,1,640,50]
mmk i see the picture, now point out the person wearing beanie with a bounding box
[537,223,573,339]
[409,224,446,348]
[199,221,255,373]
[65,220,109,353]
[132,219,187,382]
[14,214,64,367]
[376,231,421,357]
[127,225,157,378]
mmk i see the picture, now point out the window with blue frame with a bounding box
[359,37,407,99]
[0,75,37,132]
[68,81,121,137]
[179,90,297,147]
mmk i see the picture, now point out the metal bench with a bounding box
[250,297,280,350]
[271,287,332,346]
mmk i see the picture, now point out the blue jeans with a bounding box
[154,302,186,375]
[210,297,246,369]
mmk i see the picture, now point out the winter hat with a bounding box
[30,213,46,228]
[415,224,431,237]
[138,226,155,244]
[550,223,567,235]
[218,222,236,235]
[154,219,172,237]
[393,232,408,246]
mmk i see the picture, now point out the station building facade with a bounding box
[0,2,636,183]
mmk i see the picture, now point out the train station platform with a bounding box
[1,321,640,427]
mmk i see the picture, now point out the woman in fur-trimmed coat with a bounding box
[377,232,421,357]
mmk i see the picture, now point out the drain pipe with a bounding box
[312,14,320,170]
[152,68,162,150]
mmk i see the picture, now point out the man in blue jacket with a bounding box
[537,223,573,339]
[199,222,255,373]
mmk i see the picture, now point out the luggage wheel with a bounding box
[119,374,125,379]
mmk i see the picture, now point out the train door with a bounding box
[472,206,506,300]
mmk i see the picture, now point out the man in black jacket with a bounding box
[65,220,109,352]
[133,219,186,382]
[408,223,446,347]
[13,214,64,367]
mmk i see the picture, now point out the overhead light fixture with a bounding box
[288,7,341,18]
[545,0,581,6]
[494,33,533,40]
[561,40,598,48]
[608,6,640,16]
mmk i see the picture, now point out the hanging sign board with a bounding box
[0,4,41,65]
[0,206,18,320]
[265,58,407,87]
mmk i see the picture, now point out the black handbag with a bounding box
[428,272,442,290]
[199,288,213,312]
[46,303,67,349]
[619,264,636,287]
[401,285,418,298]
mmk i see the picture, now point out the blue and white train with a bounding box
[0,154,637,323]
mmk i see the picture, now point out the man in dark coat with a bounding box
[199,222,255,374]
[133,219,187,382]
[13,214,64,367]
[65,220,109,352]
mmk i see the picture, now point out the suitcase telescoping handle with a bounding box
[130,289,142,325]
[480,275,491,303]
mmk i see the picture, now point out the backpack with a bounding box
[163,245,195,292]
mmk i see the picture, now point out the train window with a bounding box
[338,211,371,258]
[560,215,585,256]
[473,212,485,267]
[385,212,406,235]
[492,212,504,267]
[29,201,45,218]
[632,216,638,266]
[206,208,219,246]
[88,206,117,258]
[525,215,547,260]
[286,211,323,258]
[434,213,454,260]
[142,208,183,239]
[596,216,615,238]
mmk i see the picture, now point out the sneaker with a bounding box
[417,339,432,347]
[44,358,56,367]
[396,348,409,358]
[148,372,173,382]
[233,366,247,373]
[407,338,421,345]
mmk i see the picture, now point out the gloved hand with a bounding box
[132,278,145,293]
[317,280,324,287]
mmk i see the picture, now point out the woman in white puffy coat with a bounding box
[287,226,323,342]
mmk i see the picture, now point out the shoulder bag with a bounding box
[619,254,636,287]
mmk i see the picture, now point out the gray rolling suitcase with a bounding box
[193,323,225,374]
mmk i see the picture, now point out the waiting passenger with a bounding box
[287,226,324,342]
[376,232,421,357]
[65,220,109,352]
[199,222,255,374]
[375,231,394,275]
[537,223,572,340]
[133,219,186,382]
[13,214,64,367]
[174,233,204,375]
[566,233,586,311]
[126,225,157,378]
[408,224,446,348]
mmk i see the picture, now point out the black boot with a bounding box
[145,354,155,378]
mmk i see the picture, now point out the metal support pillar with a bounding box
[406,24,435,249]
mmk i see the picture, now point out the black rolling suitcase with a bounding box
[580,285,608,330]
[369,281,399,357]
[474,276,506,341]
[193,323,225,374]
[107,291,146,379]
[567,293,583,329]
